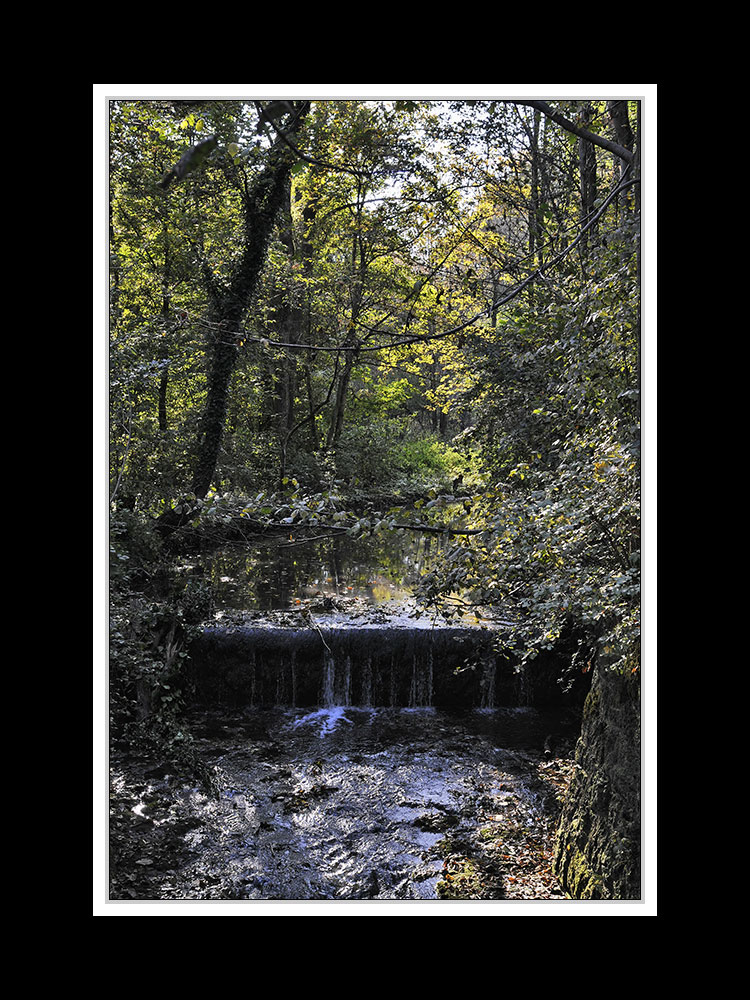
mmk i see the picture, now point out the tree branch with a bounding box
[511,100,635,165]
[254,100,369,181]
[187,166,636,359]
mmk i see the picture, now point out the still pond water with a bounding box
[190,525,445,612]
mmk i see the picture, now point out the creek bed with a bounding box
[109,704,579,901]
[110,520,583,903]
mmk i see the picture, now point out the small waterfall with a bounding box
[321,651,352,707]
[322,651,336,707]
[361,656,373,707]
[340,654,352,707]
[480,655,497,709]
[188,621,572,710]
[409,648,434,707]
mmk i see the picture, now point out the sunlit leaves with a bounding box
[109,98,641,680]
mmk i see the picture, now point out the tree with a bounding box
[189,102,310,500]
[107,94,645,905]
[109,101,205,508]
[413,100,641,677]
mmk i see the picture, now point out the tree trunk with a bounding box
[578,102,598,257]
[326,184,366,454]
[158,368,169,432]
[607,100,636,216]
[326,332,357,450]
[158,228,171,433]
[529,105,541,295]
[607,101,635,168]
[271,180,304,484]
[190,114,307,500]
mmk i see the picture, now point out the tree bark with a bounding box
[190,109,308,499]
[578,102,599,257]
[326,328,358,450]
[607,101,636,215]
[271,179,304,483]
[607,101,635,164]
[326,201,365,453]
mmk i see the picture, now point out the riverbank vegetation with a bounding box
[104,95,644,901]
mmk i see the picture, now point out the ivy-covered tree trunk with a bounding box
[190,116,307,499]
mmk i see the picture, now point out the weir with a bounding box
[187,619,522,710]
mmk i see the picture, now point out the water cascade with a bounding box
[117,615,587,901]
[188,619,525,710]
[111,540,590,901]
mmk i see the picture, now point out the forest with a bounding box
[102,92,648,911]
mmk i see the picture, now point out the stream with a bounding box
[109,524,583,903]
[110,704,579,901]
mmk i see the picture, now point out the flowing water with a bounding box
[110,528,582,902]
[112,702,580,901]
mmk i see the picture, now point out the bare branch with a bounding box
[511,100,635,165]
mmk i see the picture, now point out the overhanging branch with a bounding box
[511,100,635,165]
[173,159,637,361]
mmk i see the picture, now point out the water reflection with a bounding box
[196,528,446,613]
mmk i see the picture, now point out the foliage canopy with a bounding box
[108,97,642,719]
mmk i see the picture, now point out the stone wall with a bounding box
[553,661,641,899]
